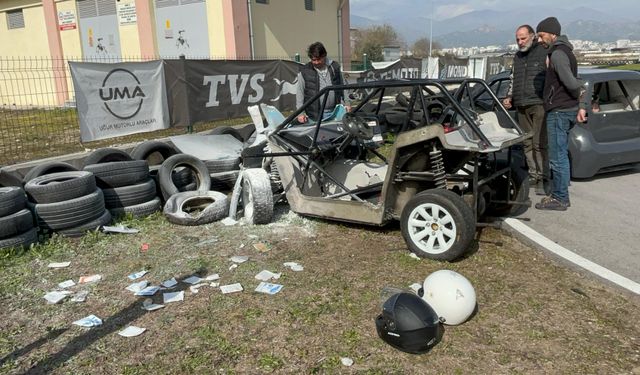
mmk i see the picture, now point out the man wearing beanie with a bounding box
[534,16,586,211]
[503,25,548,196]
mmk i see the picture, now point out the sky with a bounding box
[350,0,640,20]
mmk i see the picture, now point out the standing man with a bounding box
[296,42,349,123]
[534,17,586,211]
[503,25,548,195]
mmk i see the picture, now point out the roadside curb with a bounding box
[501,217,640,296]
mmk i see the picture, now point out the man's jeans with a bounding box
[546,111,576,204]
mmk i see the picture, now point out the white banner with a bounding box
[70,61,170,142]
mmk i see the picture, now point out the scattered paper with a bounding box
[210,282,220,288]
[221,217,237,226]
[142,298,164,311]
[190,283,207,294]
[408,253,421,260]
[253,243,270,253]
[103,225,139,234]
[78,274,102,284]
[118,326,146,337]
[58,279,76,289]
[161,278,178,288]
[71,290,89,303]
[163,291,185,303]
[44,291,72,304]
[409,283,422,294]
[220,283,243,294]
[205,274,220,281]
[183,276,203,284]
[73,314,102,328]
[230,255,249,263]
[341,357,354,367]
[229,264,238,271]
[255,270,281,281]
[283,262,304,272]
[48,262,70,268]
[126,280,149,293]
[127,270,148,280]
[254,282,283,295]
[135,286,160,296]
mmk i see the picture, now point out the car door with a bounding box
[585,78,640,144]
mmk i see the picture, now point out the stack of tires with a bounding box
[25,171,111,238]
[0,186,38,249]
[83,148,161,218]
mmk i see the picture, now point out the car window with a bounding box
[593,79,640,113]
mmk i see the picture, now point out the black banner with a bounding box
[164,59,300,127]
[438,56,469,79]
[342,58,423,100]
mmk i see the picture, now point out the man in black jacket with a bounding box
[534,17,585,211]
[295,42,348,123]
[503,24,548,195]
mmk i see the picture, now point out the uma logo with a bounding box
[99,68,146,120]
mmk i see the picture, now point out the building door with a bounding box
[154,0,210,58]
[77,0,122,60]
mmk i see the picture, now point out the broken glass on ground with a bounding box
[58,279,76,289]
[230,255,249,263]
[126,280,149,293]
[161,277,178,288]
[163,291,185,303]
[127,270,148,280]
[254,282,283,295]
[255,270,282,281]
[73,314,102,328]
[220,283,243,294]
[182,276,203,284]
[135,286,160,296]
[43,291,72,304]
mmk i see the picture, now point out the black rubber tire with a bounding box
[171,166,195,187]
[57,210,112,238]
[0,186,27,217]
[109,197,161,218]
[158,154,211,200]
[0,208,34,239]
[130,141,178,164]
[400,189,476,261]
[24,171,96,204]
[241,168,273,224]
[177,181,197,192]
[22,162,79,184]
[163,191,229,226]
[486,163,530,217]
[83,160,150,188]
[0,227,38,250]
[83,147,133,167]
[0,168,23,187]
[209,126,244,142]
[210,170,240,191]
[102,178,157,208]
[204,157,241,174]
[33,189,106,230]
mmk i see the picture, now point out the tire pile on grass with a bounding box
[0,186,37,249]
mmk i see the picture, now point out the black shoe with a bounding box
[535,196,568,211]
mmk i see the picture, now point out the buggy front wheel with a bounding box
[400,189,476,261]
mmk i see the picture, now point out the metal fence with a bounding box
[0,54,309,166]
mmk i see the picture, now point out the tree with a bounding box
[411,37,442,58]
[353,24,403,62]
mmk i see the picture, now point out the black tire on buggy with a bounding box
[400,189,476,261]
[485,161,530,217]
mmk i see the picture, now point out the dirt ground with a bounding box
[0,205,639,374]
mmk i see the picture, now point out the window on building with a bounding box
[6,9,25,29]
[304,0,314,11]
[256,0,268,4]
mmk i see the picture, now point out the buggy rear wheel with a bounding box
[401,189,475,261]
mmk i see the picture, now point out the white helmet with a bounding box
[421,270,476,325]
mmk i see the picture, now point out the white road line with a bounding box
[504,218,640,295]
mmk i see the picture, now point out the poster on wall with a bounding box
[70,61,170,142]
[58,10,77,31]
[117,3,137,26]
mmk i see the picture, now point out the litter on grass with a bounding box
[126,280,149,293]
[196,237,218,246]
[190,283,207,294]
[254,282,283,295]
[221,217,237,226]
[142,298,164,311]
[47,262,70,268]
[43,291,72,304]
[230,255,249,263]
[73,314,102,328]
[229,264,238,271]
[205,274,220,281]
[103,225,140,234]
[135,286,160,296]
[78,274,102,284]
[118,326,146,337]
[183,276,203,284]
[220,283,243,294]
[283,262,304,272]
[161,278,178,288]
[341,357,354,367]
[253,243,270,253]
[255,270,281,281]
[163,291,185,303]
[58,279,76,289]
[71,290,89,303]
[127,270,148,280]
[408,253,421,260]
[210,282,220,288]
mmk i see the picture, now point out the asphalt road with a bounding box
[507,166,640,288]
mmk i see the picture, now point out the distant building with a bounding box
[382,45,401,61]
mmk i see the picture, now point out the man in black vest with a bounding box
[503,24,548,195]
[296,42,348,123]
[534,17,586,211]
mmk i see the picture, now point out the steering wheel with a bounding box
[341,112,374,140]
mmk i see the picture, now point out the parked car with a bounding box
[483,68,640,178]
[240,78,531,261]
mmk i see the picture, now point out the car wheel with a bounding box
[241,168,273,224]
[400,189,475,261]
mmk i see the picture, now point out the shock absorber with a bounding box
[430,145,446,189]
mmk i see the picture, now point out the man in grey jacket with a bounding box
[534,17,586,211]
[503,24,548,195]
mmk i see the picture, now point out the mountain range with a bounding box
[351,6,640,48]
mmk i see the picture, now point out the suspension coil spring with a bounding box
[430,147,446,189]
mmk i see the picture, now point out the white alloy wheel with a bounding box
[407,202,457,254]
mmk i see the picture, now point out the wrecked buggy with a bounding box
[240,78,531,261]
